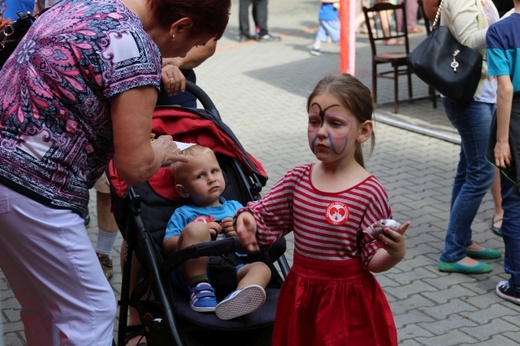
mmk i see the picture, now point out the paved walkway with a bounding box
[2,0,520,345]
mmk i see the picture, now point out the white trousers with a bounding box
[0,184,116,346]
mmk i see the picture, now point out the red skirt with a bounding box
[272,253,397,346]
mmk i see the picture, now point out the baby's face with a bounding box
[180,151,225,207]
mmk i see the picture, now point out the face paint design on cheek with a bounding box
[327,117,354,156]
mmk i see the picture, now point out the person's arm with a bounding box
[163,235,180,256]
[110,86,188,186]
[494,75,514,168]
[446,0,490,50]
[423,0,440,20]
[235,211,260,252]
[161,38,217,95]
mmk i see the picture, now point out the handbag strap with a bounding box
[432,0,444,28]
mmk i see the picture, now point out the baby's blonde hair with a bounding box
[170,145,214,182]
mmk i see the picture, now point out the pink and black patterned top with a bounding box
[0,0,161,216]
[239,163,392,268]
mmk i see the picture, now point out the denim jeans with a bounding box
[501,175,520,289]
[440,98,496,262]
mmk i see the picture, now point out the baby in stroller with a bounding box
[163,145,271,320]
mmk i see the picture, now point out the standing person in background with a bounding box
[238,0,281,42]
[310,0,340,56]
[396,0,423,34]
[0,0,231,344]
[437,0,502,274]
[236,73,410,346]
[486,0,520,305]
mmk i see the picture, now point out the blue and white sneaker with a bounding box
[189,282,217,312]
[215,284,266,320]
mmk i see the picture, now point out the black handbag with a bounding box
[0,10,41,70]
[407,0,483,104]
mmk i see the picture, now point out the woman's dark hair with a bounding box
[150,0,231,39]
[306,73,375,168]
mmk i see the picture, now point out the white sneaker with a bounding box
[310,47,321,56]
[215,285,266,320]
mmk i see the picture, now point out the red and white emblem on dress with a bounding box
[325,202,350,225]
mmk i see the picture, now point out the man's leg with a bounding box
[238,0,253,38]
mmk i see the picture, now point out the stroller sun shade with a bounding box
[108,106,268,202]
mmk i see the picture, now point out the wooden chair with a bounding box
[363,1,413,114]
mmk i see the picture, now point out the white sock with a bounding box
[96,229,117,256]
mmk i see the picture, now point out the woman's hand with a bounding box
[235,212,259,252]
[494,141,512,169]
[151,135,188,167]
[161,60,186,96]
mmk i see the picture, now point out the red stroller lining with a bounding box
[108,105,268,201]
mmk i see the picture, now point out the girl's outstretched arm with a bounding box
[235,212,260,252]
[368,221,410,273]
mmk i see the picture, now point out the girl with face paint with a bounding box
[234,73,410,346]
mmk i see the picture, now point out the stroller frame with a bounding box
[113,82,290,345]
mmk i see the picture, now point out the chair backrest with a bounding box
[362,1,410,56]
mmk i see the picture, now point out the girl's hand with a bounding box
[378,221,410,259]
[235,212,259,252]
[220,217,236,237]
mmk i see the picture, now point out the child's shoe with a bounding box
[215,284,266,320]
[496,281,520,305]
[310,47,321,56]
[189,282,217,312]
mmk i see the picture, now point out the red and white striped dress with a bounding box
[241,163,398,346]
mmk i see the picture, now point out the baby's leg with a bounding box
[236,261,271,289]
[177,221,213,280]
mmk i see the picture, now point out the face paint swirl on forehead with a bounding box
[308,102,355,156]
[309,103,341,126]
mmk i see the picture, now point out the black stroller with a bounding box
[109,82,290,345]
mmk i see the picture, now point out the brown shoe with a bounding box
[97,252,114,281]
